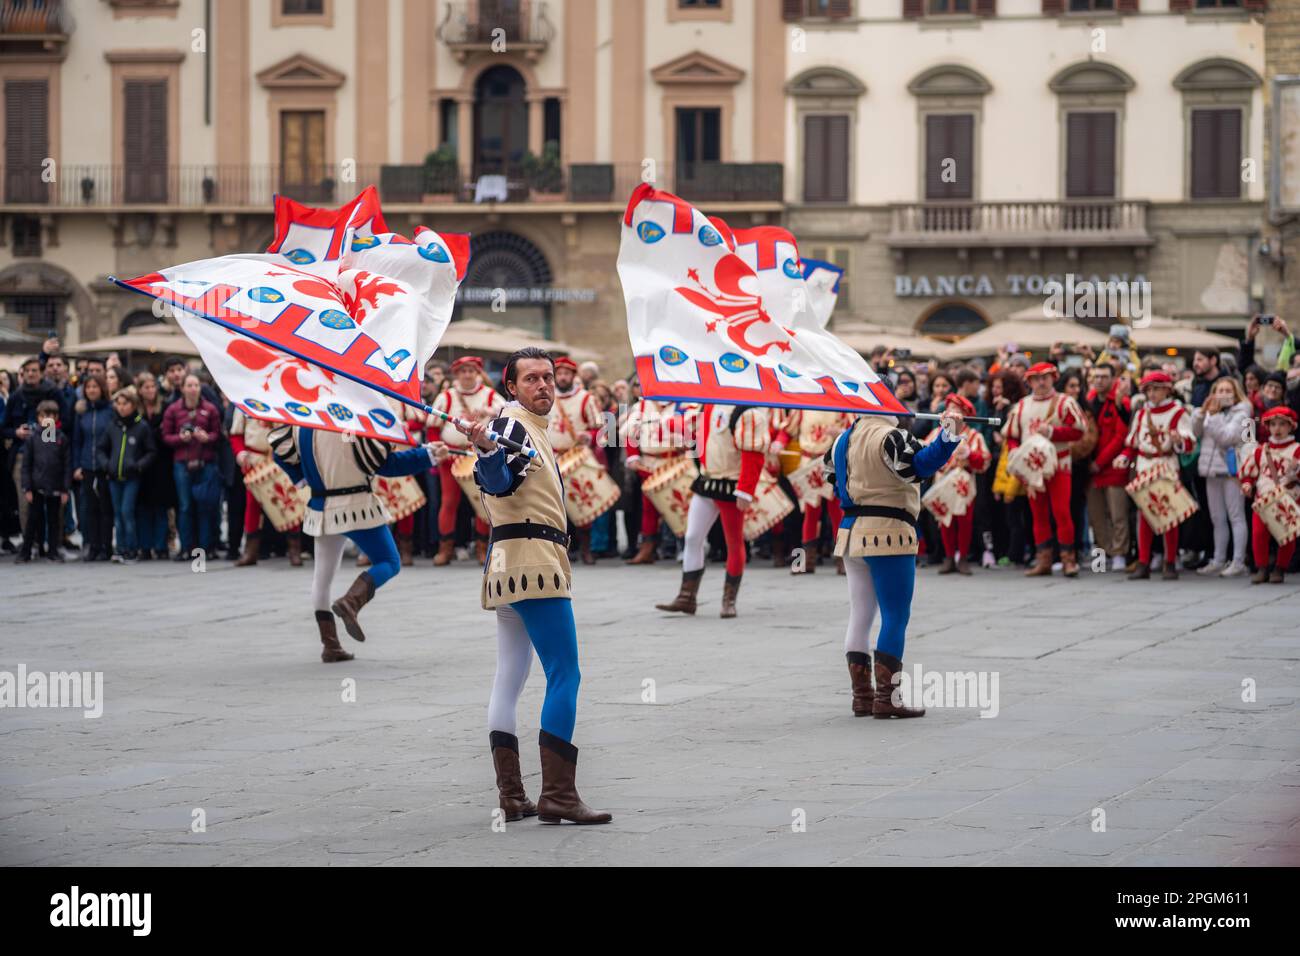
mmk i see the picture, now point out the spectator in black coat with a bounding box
[96,387,155,563]
[17,400,71,563]
[3,357,59,533]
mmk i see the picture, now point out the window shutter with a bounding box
[926,114,973,200]
[782,0,804,20]
[1242,0,1267,10]
[1117,0,1139,11]
[1169,0,1191,11]
[1191,108,1241,200]
[124,79,168,202]
[825,114,849,201]
[804,116,827,202]
[1066,112,1116,198]
[903,0,924,19]
[976,0,997,15]
[1041,0,1064,13]
[828,0,853,16]
[4,80,49,203]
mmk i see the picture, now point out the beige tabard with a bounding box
[831,416,922,558]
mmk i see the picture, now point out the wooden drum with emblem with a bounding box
[1125,460,1198,536]
[742,473,795,542]
[244,459,308,532]
[370,474,427,523]
[921,468,977,527]
[642,456,697,537]
[450,452,490,522]
[557,446,620,528]
[787,457,835,510]
[1006,433,1058,493]
[1254,485,1300,546]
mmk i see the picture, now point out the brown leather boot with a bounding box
[234,532,260,567]
[577,527,595,565]
[938,555,957,574]
[1061,548,1079,578]
[537,731,611,825]
[1162,563,1180,581]
[1269,568,1285,584]
[398,532,413,567]
[490,731,537,822]
[655,569,702,614]
[872,650,925,719]
[720,573,742,619]
[847,651,873,717]
[1129,562,1151,580]
[956,555,973,576]
[287,532,304,567]
[331,572,375,643]
[1023,546,1053,577]
[433,538,455,566]
[794,539,818,574]
[625,536,657,565]
[316,611,354,663]
[1250,565,1270,584]
[475,537,489,564]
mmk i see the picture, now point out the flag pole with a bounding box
[424,407,538,459]
[900,411,1003,427]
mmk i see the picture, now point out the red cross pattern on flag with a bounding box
[617,183,904,417]
[111,186,469,442]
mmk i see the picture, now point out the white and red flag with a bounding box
[617,183,903,416]
[111,186,469,442]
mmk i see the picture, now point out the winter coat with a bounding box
[1192,400,1251,478]
[96,410,156,481]
[72,397,113,474]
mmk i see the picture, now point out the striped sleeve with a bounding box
[268,425,298,466]
[881,428,926,483]
[474,416,534,496]
[351,435,389,475]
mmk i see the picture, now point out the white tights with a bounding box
[311,534,346,611]
[842,555,879,656]
[682,494,720,574]
[487,605,534,736]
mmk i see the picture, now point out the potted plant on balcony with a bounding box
[523,141,564,202]
[202,176,217,204]
[422,146,460,203]
[80,177,95,204]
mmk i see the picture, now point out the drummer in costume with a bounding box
[548,355,605,565]
[770,408,852,574]
[925,393,991,575]
[657,403,771,619]
[465,347,611,826]
[1239,406,1300,584]
[430,356,503,566]
[269,425,448,662]
[231,408,304,567]
[1002,362,1085,578]
[1114,370,1197,581]
[622,397,687,564]
[828,407,964,718]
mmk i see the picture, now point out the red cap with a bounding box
[1262,406,1298,427]
[450,355,483,372]
[1025,362,1059,379]
[946,394,976,417]
[1139,370,1173,389]
[554,356,579,372]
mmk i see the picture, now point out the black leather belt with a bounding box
[310,483,370,498]
[490,521,570,548]
[843,504,918,528]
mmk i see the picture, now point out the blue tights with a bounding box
[862,554,915,660]
[346,525,401,588]
[490,597,581,742]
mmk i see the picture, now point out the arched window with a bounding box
[1173,59,1262,201]
[917,302,987,338]
[1049,62,1135,201]
[120,311,159,334]
[786,67,865,204]
[460,231,554,337]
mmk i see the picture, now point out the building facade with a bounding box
[0,0,1284,372]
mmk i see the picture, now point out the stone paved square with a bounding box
[2,557,1298,866]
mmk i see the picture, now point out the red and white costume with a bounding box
[685,404,771,578]
[1121,386,1197,565]
[773,409,852,546]
[232,409,299,535]
[1239,409,1300,571]
[1002,365,1084,550]
[623,398,687,539]
[547,382,603,454]
[431,373,503,538]
[926,396,991,561]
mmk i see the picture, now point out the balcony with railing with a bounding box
[437,1,554,62]
[887,200,1153,248]
[0,0,72,55]
[0,162,784,210]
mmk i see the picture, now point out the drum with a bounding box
[450,452,489,522]
[642,456,697,537]
[370,474,427,523]
[921,468,977,527]
[1253,486,1300,546]
[1006,433,1058,493]
[244,459,308,532]
[743,473,795,542]
[1125,460,1199,536]
[557,446,620,528]
[787,457,835,510]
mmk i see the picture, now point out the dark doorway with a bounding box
[473,65,528,176]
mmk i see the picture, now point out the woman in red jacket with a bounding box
[1084,362,1132,572]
